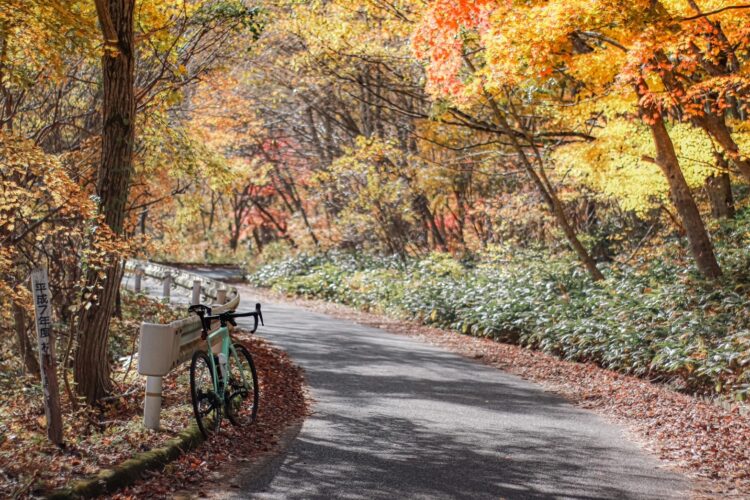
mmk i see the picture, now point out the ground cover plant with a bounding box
[250,213,750,403]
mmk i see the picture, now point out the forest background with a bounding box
[3,0,750,413]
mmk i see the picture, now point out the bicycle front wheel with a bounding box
[190,350,221,437]
[226,344,259,426]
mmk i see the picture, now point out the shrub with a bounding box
[249,247,750,401]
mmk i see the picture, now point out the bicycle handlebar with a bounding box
[188,302,264,337]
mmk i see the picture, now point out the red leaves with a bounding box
[412,0,494,97]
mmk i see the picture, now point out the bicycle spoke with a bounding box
[190,351,221,437]
[225,344,259,426]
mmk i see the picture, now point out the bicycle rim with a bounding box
[190,351,221,437]
[226,344,259,426]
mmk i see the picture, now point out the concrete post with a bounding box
[217,287,227,305]
[162,272,172,300]
[143,376,163,430]
[192,280,202,305]
[134,265,143,293]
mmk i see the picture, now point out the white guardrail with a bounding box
[123,260,241,430]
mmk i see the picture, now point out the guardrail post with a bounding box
[134,265,143,293]
[131,260,243,431]
[162,272,172,300]
[192,280,202,305]
[143,376,163,430]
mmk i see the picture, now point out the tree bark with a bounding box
[75,0,135,404]
[12,302,40,378]
[697,113,750,183]
[705,172,735,219]
[413,193,447,252]
[647,113,722,279]
[634,75,721,279]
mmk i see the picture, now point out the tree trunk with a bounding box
[548,190,605,280]
[75,0,135,404]
[229,221,240,252]
[464,62,604,281]
[648,116,722,279]
[114,284,122,319]
[252,226,263,254]
[695,113,750,183]
[12,302,40,377]
[705,172,735,219]
[413,193,447,252]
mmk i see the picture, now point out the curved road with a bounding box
[224,292,689,500]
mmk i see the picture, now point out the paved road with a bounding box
[224,290,689,500]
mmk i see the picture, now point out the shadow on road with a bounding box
[228,296,687,499]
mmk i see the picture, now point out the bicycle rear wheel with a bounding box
[226,344,259,426]
[190,350,221,437]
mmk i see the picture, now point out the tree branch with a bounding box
[93,0,119,49]
[680,4,750,21]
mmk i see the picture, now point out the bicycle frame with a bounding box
[204,325,249,401]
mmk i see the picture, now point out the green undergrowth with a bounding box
[250,216,750,402]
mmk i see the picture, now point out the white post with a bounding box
[192,280,202,305]
[134,265,143,293]
[162,272,172,300]
[143,376,163,430]
[216,287,227,304]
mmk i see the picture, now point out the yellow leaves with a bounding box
[553,119,726,214]
[320,136,418,240]
[0,130,130,320]
[0,0,98,87]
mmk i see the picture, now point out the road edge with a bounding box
[45,425,204,499]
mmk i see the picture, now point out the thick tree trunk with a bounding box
[13,302,40,377]
[705,172,735,219]
[696,113,750,183]
[413,193,447,252]
[648,116,722,279]
[75,0,135,404]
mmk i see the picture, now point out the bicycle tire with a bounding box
[225,344,259,426]
[190,350,221,437]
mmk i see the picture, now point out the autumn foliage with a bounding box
[3,1,750,493]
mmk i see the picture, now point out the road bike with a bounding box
[187,303,262,437]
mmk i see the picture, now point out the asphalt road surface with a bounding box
[225,290,689,500]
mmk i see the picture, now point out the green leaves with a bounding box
[251,247,750,400]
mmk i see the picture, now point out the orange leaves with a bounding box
[412,0,495,98]
[0,130,130,325]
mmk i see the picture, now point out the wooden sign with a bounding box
[30,268,63,446]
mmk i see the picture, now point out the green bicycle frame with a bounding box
[204,325,249,400]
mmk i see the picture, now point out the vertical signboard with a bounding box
[30,268,63,445]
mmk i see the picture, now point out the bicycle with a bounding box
[187,302,263,438]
